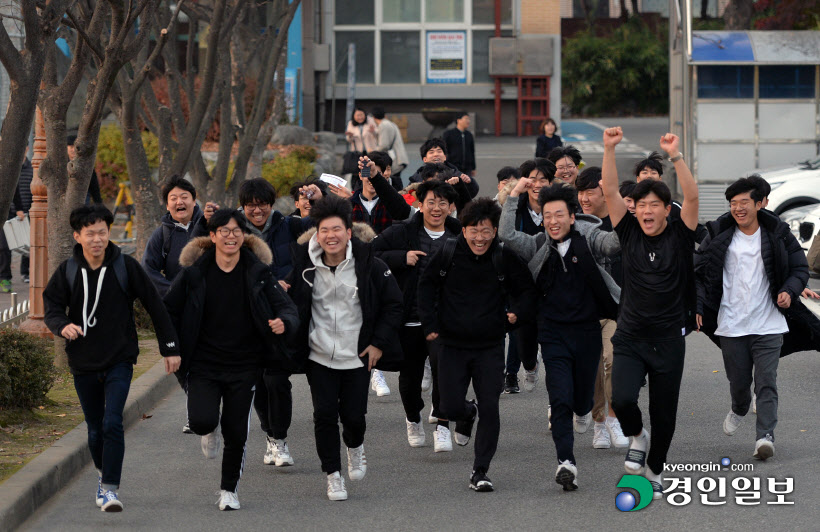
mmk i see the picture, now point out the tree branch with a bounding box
[62,8,104,62]
[129,0,184,96]
[0,24,23,81]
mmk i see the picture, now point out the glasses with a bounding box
[244,203,271,212]
[216,227,244,237]
[465,228,495,238]
[556,164,577,172]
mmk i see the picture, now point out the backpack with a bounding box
[66,254,131,299]
[161,224,173,259]
[438,237,507,300]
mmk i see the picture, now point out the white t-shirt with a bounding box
[715,227,788,337]
[360,196,379,215]
[424,227,446,239]
[556,239,570,257]
[528,207,543,227]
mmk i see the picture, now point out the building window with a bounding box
[697,65,754,98]
[425,0,464,22]
[335,31,375,83]
[335,0,374,25]
[381,32,421,83]
[383,0,421,22]
[472,29,512,83]
[472,0,512,24]
[759,65,816,99]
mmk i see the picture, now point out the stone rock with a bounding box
[313,131,337,152]
[271,125,312,146]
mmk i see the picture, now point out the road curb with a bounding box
[803,295,820,319]
[0,359,177,532]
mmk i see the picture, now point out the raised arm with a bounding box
[659,133,699,232]
[497,178,539,262]
[601,127,628,228]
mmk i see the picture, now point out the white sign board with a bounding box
[426,31,466,84]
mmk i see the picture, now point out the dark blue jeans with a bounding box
[73,362,133,487]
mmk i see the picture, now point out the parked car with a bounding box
[780,203,820,254]
[763,156,820,215]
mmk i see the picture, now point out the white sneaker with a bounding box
[347,445,367,480]
[723,411,744,436]
[434,426,453,452]
[428,405,438,424]
[522,363,539,392]
[753,434,774,460]
[371,369,391,397]
[751,393,757,414]
[217,490,240,511]
[593,422,611,449]
[272,438,294,466]
[555,460,578,491]
[327,471,348,501]
[263,436,276,464]
[606,417,629,448]
[406,418,426,447]
[573,412,592,434]
[645,470,664,500]
[625,429,649,474]
[201,431,221,460]
[421,358,432,392]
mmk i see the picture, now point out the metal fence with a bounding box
[1,292,30,329]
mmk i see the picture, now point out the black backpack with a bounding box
[66,254,131,299]
[438,237,507,300]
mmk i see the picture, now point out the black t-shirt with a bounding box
[615,214,696,339]
[194,255,266,371]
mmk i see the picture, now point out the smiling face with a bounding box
[210,218,245,258]
[317,216,352,258]
[528,169,550,206]
[295,192,311,217]
[729,191,762,232]
[419,190,451,231]
[624,195,636,214]
[578,185,607,218]
[542,200,574,241]
[166,186,196,225]
[73,220,110,263]
[242,199,273,229]
[423,146,446,164]
[554,156,578,186]
[544,121,556,136]
[637,167,661,182]
[634,191,671,236]
[463,219,497,256]
[353,110,366,124]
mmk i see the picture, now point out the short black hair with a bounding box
[745,174,771,198]
[207,208,248,234]
[66,133,78,147]
[310,195,353,230]
[460,198,501,228]
[368,151,393,173]
[70,204,114,232]
[575,166,602,192]
[161,175,197,203]
[420,138,447,160]
[619,180,637,198]
[350,106,367,124]
[538,182,580,213]
[290,180,310,202]
[456,112,469,120]
[371,106,386,120]
[416,180,458,205]
[420,162,451,181]
[239,178,277,206]
[547,145,582,165]
[725,177,765,203]
[497,166,520,182]
[631,179,672,206]
[634,151,664,177]
[519,159,555,182]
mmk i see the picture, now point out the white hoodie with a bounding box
[305,233,364,369]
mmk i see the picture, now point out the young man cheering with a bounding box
[44,205,181,512]
[418,198,534,492]
[601,128,700,500]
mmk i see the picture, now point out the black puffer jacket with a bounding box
[696,209,818,356]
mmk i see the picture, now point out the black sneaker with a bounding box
[455,400,477,446]
[504,374,520,394]
[469,468,494,492]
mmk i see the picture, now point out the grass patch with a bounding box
[0,334,163,484]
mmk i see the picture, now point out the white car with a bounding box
[780,203,820,254]
[763,156,820,215]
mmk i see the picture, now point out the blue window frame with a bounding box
[759,65,815,99]
[697,65,753,98]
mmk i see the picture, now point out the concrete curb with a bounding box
[0,359,178,532]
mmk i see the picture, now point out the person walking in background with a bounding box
[0,158,32,291]
[346,108,378,158]
[535,118,562,159]
[372,106,410,187]
[442,113,476,178]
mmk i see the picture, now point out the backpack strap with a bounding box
[65,254,130,299]
[438,237,459,278]
[66,257,78,294]
[493,242,508,304]
[161,224,173,259]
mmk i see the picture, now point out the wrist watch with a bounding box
[670,153,684,163]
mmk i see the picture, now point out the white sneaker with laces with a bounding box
[263,435,276,465]
[347,444,367,480]
[371,369,391,396]
[428,406,438,424]
[217,490,240,511]
[406,418,426,447]
[421,358,432,392]
[723,411,743,436]
[606,416,629,448]
[593,422,611,449]
[327,471,348,501]
[573,412,592,434]
[434,426,453,452]
[272,439,294,466]
[201,431,221,459]
[522,363,539,392]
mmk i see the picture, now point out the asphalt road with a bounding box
[21,331,820,531]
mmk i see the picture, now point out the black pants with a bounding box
[611,333,686,475]
[0,227,10,280]
[540,321,601,465]
[305,360,370,474]
[253,372,293,439]
[515,321,539,371]
[437,343,505,472]
[187,369,259,492]
[398,326,441,422]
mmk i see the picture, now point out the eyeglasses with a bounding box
[244,203,271,212]
[465,228,495,238]
[216,227,244,237]
[556,164,577,172]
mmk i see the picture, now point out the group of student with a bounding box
[40,125,819,513]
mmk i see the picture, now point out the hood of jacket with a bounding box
[72,240,123,269]
[178,233,273,267]
[296,221,377,246]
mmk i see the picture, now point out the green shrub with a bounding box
[0,329,56,409]
[95,124,161,199]
[562,19,668,116]
[224,147,316,198]
[133,300,155,334]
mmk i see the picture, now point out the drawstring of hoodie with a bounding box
[302,265,317,287]
[336,257,358,299]
[81,267,107,336]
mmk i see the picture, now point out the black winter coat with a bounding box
[142,205,204,296]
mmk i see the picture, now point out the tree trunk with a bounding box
[700,0,709,19]
[618,0,629,21]
[723,0,753,29]
[630,0,639,17]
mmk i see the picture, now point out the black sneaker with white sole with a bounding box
[504,373,520,394]
[469,468,494,492]
[455,400,477,446]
